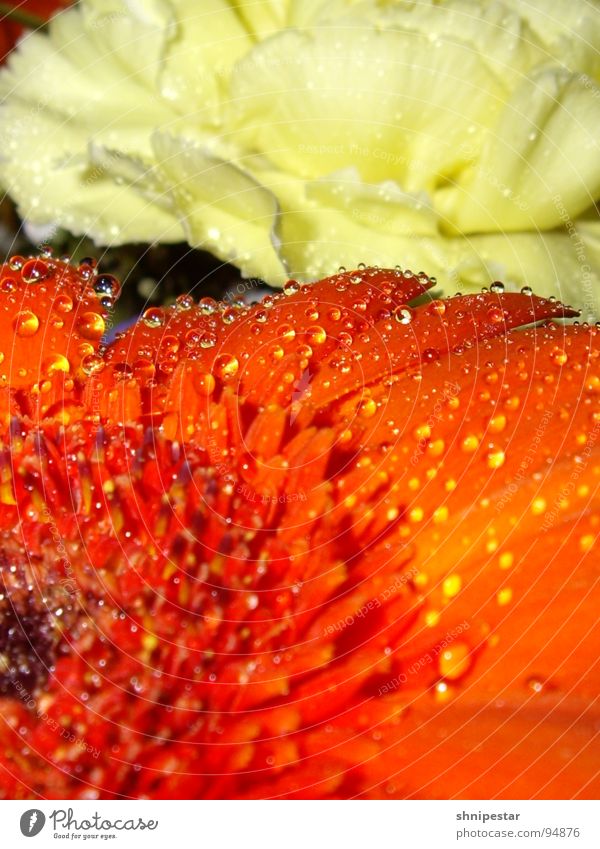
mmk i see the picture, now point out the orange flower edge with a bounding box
[0,256,598,800]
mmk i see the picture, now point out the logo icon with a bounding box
[20,810,46,837]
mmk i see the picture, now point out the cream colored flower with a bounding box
[1,0,599,311]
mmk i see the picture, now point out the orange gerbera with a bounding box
[0,255,598,799]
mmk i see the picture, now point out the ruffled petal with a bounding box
[228,18,505,191]
[438,69,600,232]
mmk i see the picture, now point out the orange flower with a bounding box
[0,255,598,799]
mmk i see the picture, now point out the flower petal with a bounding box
[0,262,598,799]
[438,69,600,232]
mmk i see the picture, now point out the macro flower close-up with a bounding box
[0,255,598,800]
[0,0,599,311]
[0,0,598,830]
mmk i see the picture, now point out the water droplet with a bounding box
[54,294,73,313]
[307,325,327,345]
[198,297,217,316]
[277,323,296,342]
[442,574,462,598]
[358,398,377,418]
[43,354,70,374]
[487,449,506,469]
[551,347,568,366]
[222,307,237,325]
[175,294,194,311]
[142,307,164,329]
[490,281,505,294]
[21,258,49,283]
[93,274,121,301]
[526,676,545,694]
[214,354,239,380]
[283,280,300,297]
[0,276,17,293]
[77,311,106,340]
[489,414,506,433]
[194,372,216,396]
[497,587,513,606]
[81,354,105,376]
[133,358,155,382]
[200,332,217,349]
[427,299,446,317]
[394,306,413,325]
[520,286,533,296]
[487,306,504,324]
[13,310,39,337]
[439,642,471,680]
[8,255,24,271]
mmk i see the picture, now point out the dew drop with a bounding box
[13,310,39,337]
[194,372,216,396]
[490,281,505,294]
[487,449,506,469]
[488,414,506,433]
[277,323,296,342]
[439,642,471,681]
[93,274,121,301]
[8,255,24,271]
[142,307,164,329]
[307,325,327,345]
[0,276,17,293]
[283,280,300,297]
[222,307,237,325]
[393,306,413,325]
[442,574,462,598]
[21,258,49,283]
[43,354,70,374]
[77,311,106,339]
[198,297,217,316]
[358,398,377,418]
[200,332,217,349]
[551,347,568,366]
[175,294,194,311]
[214,353,239,380]
[487,306,504,324]
[54,294,73,313]
[81,354,105,376]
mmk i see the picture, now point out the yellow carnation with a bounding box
[1,0,599,311]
